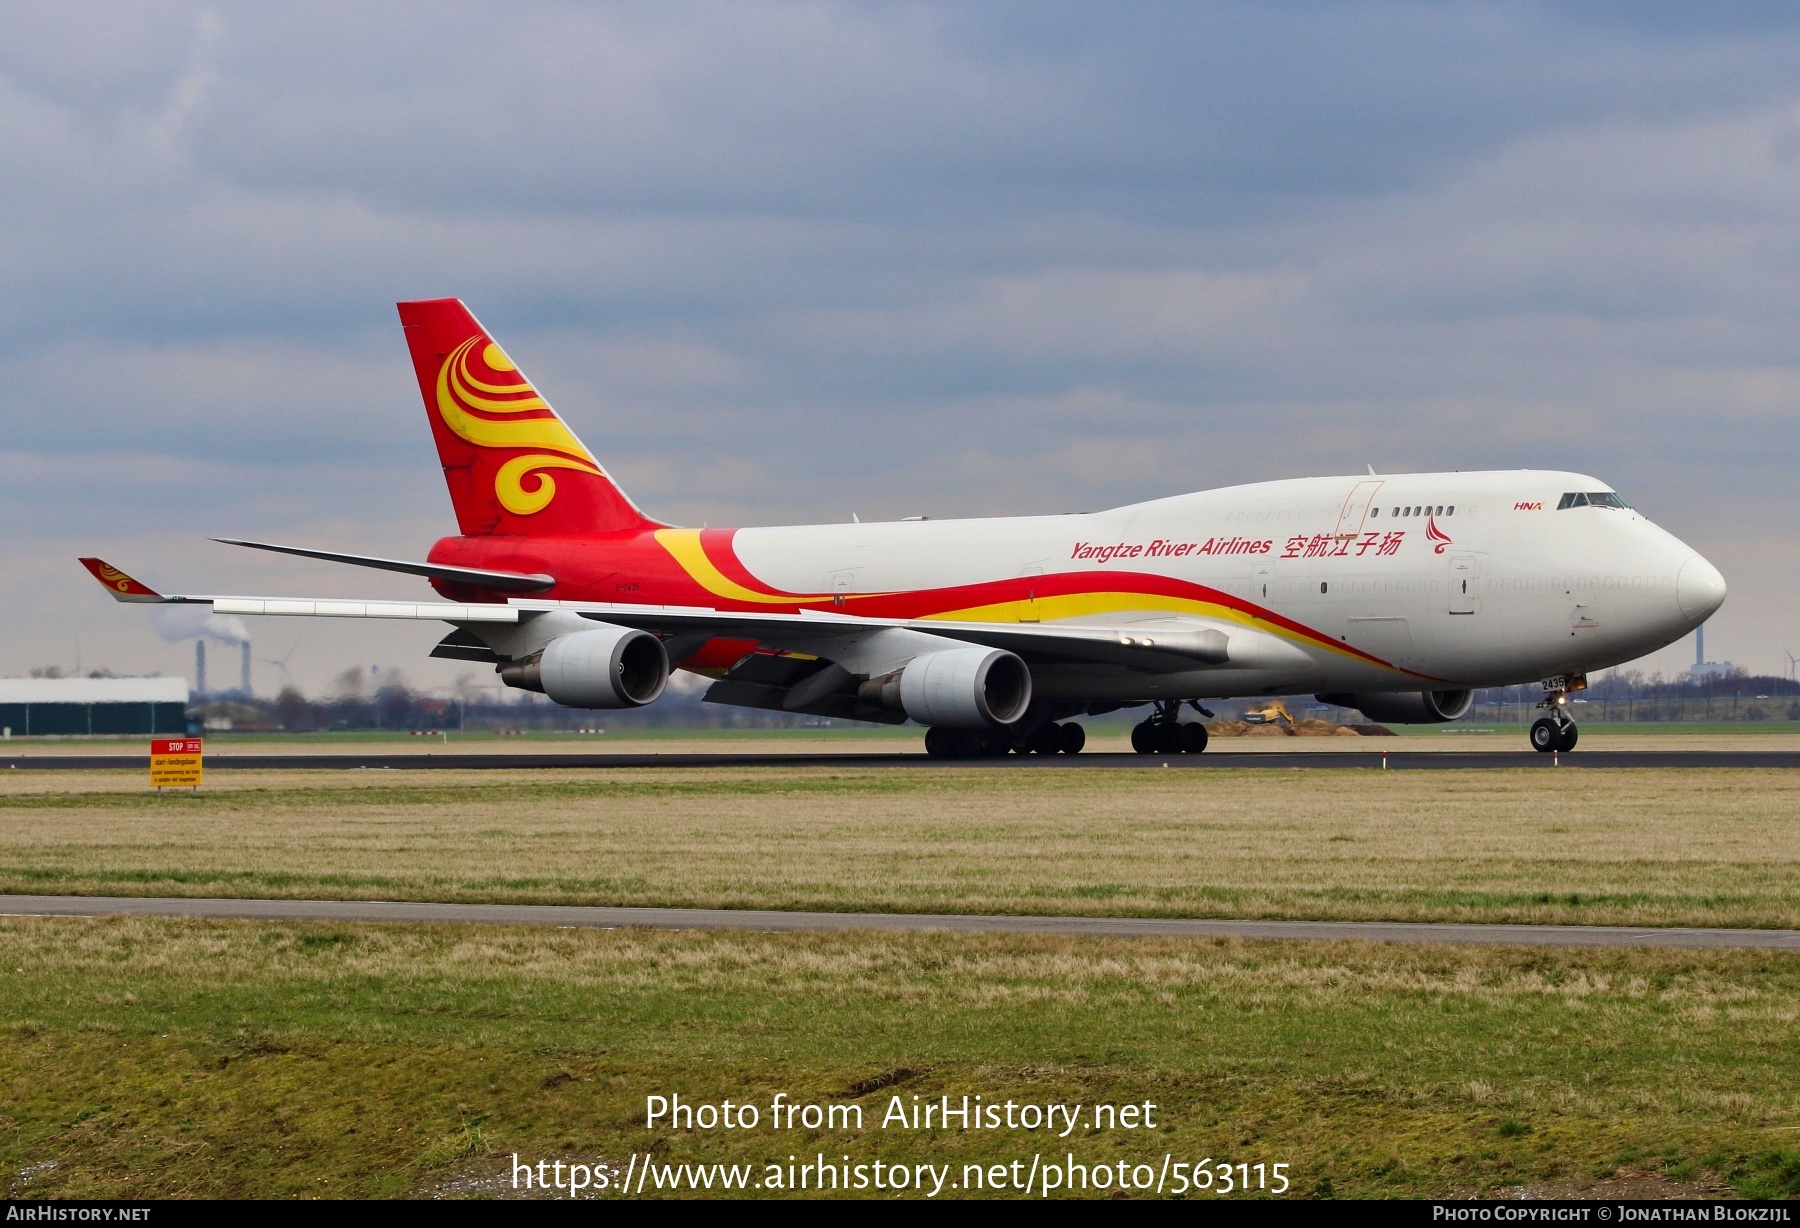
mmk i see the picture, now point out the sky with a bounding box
[3,1,1798,695]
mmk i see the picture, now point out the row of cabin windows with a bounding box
[1316,578,1438,595]
[1309,573,1673,599]
[1558,491,1630,510]
[1369,504,1452,519]
[1498,574,1671,592]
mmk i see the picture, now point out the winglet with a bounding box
[78,558,165,603]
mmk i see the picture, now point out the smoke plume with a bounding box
[149,605,251,646]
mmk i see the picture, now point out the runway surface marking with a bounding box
[4,895,1797,950]
[4,751,1799,771]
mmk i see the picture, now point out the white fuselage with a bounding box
[713,469,1725,701]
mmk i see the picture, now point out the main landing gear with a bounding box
[1529,679,1581,753]
[1130,700,1210,755]
[923,722,1086,759]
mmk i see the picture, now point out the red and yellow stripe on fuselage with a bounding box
[429,525,1406,674]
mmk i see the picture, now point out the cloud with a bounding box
[783,268,1307,365]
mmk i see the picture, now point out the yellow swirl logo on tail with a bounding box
[495,455,604,516]
[434,337,603,515]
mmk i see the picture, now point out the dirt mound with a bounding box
[1296,717,1361,737]
[1204,719,1367,737]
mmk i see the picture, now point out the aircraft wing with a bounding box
[78,558,524,622]
[77,558,1310,673]
[513,600,1264,671]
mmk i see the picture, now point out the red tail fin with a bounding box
[397,298,661,536]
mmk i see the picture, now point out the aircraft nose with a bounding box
[1676,555,1727,623]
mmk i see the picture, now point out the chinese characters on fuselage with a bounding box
[1279,531,1405,560]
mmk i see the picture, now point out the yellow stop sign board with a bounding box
[150,738,203,789]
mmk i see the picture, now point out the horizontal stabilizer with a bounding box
[213,537,555,593]
[78,558,165,603]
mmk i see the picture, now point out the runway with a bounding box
[4,750,1799,770]
[4,894,1797,950]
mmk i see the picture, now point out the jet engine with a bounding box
[859,646,1033,728]
[498,624,669,708]
[1316,690,1474,724]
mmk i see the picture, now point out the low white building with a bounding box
[0,677,190,737]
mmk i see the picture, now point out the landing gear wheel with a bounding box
[1057,722,1086,755]
[1026,723,1061,755]
[1135,705,1201,755]
[1557,723,1578,752]
[924,727,953,758]
[1529,718,1560,753]
[1130,721,1157,754]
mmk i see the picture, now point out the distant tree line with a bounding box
[197,669,846,733]
[160,664,1800,733]
[1463,671,1800,724]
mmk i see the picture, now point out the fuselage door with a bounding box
[1448,555,1479,615]
[1347,616,1418,670]
[1335,480,1384,539]
[1019,564,1045,622]
[829,568,857,609]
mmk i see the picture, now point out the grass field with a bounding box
[3,916,1798,1199]
[2,766,1797,928]
[5,764,1796,1199]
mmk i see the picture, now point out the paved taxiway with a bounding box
[5,894,1797,950]
[4,750,1798,770]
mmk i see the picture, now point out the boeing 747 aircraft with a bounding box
[82,299,1727,756]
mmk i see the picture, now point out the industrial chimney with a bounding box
[195,640,207,698]
[241,641,252,696]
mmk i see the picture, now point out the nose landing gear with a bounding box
[1529,677,1583,753]
[1130,700,1211,755]
[1529,716,1577,753]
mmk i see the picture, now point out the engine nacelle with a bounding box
[882,646,1032,728]
[1316,689,1474,724]
[498,624,669,708]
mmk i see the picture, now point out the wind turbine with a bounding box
[259,639,301,691]
[1785,649,1798,684]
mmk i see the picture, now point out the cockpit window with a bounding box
[1558,492,1630,510]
